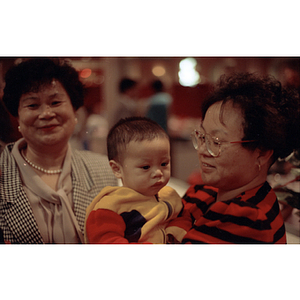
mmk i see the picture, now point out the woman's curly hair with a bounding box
[202,72,300,161]
[2,58,85,117]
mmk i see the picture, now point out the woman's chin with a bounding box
[201,173,218,187]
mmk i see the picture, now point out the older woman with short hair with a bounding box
[167,72,300,244]
[0,58,117,244]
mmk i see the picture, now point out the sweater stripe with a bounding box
[203,210,272,230]
[246,181,272,205]
[183,225,270,244]
[273,223,286,243]
[171,182,286,244]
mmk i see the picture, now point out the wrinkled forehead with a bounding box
[203,100,245,137]
[205,100,244,124]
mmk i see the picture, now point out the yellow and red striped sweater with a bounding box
[84,186,183,244]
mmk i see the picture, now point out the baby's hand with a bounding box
[166,234,180,244]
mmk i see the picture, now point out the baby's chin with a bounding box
[139,188,164,198]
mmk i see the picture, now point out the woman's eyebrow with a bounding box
[201,123,228,136]
[48,92,61,99]
[20,95,39,102]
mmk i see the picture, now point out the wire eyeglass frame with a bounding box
[191,129,257,157]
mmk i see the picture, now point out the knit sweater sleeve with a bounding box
[85,208,130,244]
[165,184,217,243]
[165,198,194,243]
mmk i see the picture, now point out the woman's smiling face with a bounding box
[17,80,77,152]
[198,100,260,194]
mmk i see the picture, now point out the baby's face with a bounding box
[119,137,171,197]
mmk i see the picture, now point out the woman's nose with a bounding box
[39,105,55,118]
[198,140,210,156]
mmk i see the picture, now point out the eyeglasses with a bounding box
[191,129,257,157]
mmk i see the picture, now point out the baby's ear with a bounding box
[109,160,122,179]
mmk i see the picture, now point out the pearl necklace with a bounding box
[22,151,62,175]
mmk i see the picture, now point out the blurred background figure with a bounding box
[69,106,88,151]
[112,78,140,125]
[145,79,172,133]
[84,101,109,155]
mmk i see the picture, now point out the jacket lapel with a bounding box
[71,154,94,232]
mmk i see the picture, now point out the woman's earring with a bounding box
[18,126,21,132]
[258,163,261,172]
[75,117,78,123]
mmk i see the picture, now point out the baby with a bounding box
[84,117,182,243]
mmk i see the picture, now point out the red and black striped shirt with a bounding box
[168,181,286,244]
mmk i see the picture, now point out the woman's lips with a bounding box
[39,125,58,131]
[201,161,215,171]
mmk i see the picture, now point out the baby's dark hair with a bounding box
[202,72,300,162]
[107,117,169,162]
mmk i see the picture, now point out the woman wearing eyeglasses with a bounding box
[166,72,300,244]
